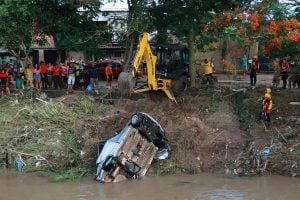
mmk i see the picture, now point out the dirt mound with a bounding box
[78,94,245,173]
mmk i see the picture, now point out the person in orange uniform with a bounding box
[0,68,10,96]
[105,62,113,89]
[262,93,272,128]
[40,61,48,90]
[51,63,61,89]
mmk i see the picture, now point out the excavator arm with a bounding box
[118,32,176,103]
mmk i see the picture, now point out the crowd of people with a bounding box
[0,59,115,96]
[242,55,299,89]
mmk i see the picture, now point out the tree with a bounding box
[0,0,37,65]
[122,0,155,70]
[32,0,109,62]
[203,0,300,58]
[150,0,252,87]
[0,0,109,65]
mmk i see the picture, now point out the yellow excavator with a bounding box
[118,32,188,103]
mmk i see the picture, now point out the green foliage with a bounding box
[152,160,179,176]
[269,39,300,58]
[230,93,256,133]
[34,0,109,53]
[0,0,108,59]
[52,167,91,181]
[151,0,252,44]
[0,0,35,59]
[75,96,95,114]
[127,1,154,34]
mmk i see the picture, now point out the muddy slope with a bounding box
[0,87,299,178]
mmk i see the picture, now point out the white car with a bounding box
[95,112,169,183]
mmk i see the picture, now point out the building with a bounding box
[0,48,16,65]
[93,0,128,59]
[32,0,129,64]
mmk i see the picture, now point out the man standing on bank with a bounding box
[248,56,260,89]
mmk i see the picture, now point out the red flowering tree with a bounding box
[203,0,300,56]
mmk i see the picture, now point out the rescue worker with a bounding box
[261,93,272,128]
[264,87,272,100]
[202,58,215,85]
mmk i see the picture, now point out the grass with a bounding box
[151,160,179,176]
[52,167,92,182]
[0,94,108,180]
[229,93,257,133]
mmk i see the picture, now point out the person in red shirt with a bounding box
[51,63,61,89]
[280,57,290,89]
[0,68,10,96]
[105,62,113,89]
[40,61,48,89]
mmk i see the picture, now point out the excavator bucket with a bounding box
[117,72,136,96]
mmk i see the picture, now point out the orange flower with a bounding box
[265,20,280,35]
[266,37,282,50]
[290,18,300,29]
[288,31,300,43]
[249,14,260,30]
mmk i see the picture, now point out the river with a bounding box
[0,170,299,200]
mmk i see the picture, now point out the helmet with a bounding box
[264,93,271,99]
[265,88,271,94]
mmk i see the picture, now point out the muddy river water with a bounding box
[0,170,299,200]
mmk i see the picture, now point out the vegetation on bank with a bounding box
[0,93,109,181]
[0,86,299,181]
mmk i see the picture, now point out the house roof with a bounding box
[100,0,128,12]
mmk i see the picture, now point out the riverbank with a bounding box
[0,78,299,180]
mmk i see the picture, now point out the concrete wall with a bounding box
[67,51,87,62]
[195,40,256,73]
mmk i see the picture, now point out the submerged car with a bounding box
[95,112,169,183]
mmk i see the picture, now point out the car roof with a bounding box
[96,59,122,65]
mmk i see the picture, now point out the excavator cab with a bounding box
[118,32,189,103]
[154,44,189,80]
